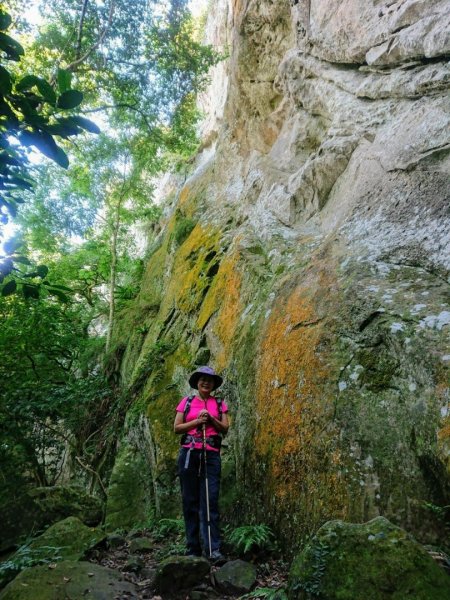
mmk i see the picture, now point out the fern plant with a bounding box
[153,518,184,541]
[226,524,275,555]
[0,543,63,588]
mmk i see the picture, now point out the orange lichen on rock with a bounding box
[210,251,243,370]
[254,273,346,524]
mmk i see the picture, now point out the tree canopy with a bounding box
[0,0,220,503]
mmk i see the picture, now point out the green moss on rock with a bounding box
[0,561,137,599]
[27,516,105,562]
[105,442,154,531]
[288,517,450,600]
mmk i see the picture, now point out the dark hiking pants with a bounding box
[177,447,221,555]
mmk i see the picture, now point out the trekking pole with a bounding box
[202,423,212,558]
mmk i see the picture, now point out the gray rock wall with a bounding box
[108,0,449,550]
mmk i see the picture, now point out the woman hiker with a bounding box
[174,366,229,560]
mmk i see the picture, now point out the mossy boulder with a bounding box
[0,561,138,599]
[154,555,210,593]
[0,485,102,552]
[214,559,257,595]
[26,516,105,562]
[0,518,106,591]
[288,516,450,600]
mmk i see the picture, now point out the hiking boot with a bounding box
[208,550,225,563]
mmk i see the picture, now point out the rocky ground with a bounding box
[85,529,289,600]
[89,531,288,600]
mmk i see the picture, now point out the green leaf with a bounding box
[15,76,56,105]
[36,80,56,105]
[36,265,49,278]
[0,32,25,61]
[44,122,81,137]
[0,11,12,31]
[1,279,16,296]
[16,75,40,93]
[57,69,72,94]
[0,65,12,94]
[12,256,31,265]
[57,89,83,110]
[52,145,69,169]
[47,288,69,303]
[42,282,72,292]
[6,176,34,190]
[22,283,39,299]
[66,116,100,134]
[19,130,69,168]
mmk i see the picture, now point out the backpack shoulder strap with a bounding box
[215,397,223,421]
[183,395,195,423]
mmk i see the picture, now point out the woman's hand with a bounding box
[197,410,210,426]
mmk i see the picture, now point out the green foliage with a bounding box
[291,540,330,597]
[0,0,225,536]
[0,542,63,587]
[226,524,275,555]
[422,502,450,520]
[239,588,288,600]
[0,8,97,227]
[0,235,72,301]
[151,518,185,559]
[153,518,185,540]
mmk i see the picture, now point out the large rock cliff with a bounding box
[106,0,450,550]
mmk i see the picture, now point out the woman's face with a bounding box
[198,375,215,395]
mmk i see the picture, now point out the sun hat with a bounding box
[189,366,223,390]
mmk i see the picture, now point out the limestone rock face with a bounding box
[110,0,450,552]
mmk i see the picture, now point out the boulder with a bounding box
[105,533,126,549]
[25,517,106,562]
[123,555,144,573]
[0,517,106,590]
[154,555,210,593]
[0,561,138,599]
[213,559,257,595]
[288,517,450,600]
[128,536,154,553]
[0,485,102,552]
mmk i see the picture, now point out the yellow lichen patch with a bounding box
[201,249,243,370]
[178,185,191,211]
[254,273,347,523]
[163,223,221,317]
[438,421,450,441]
